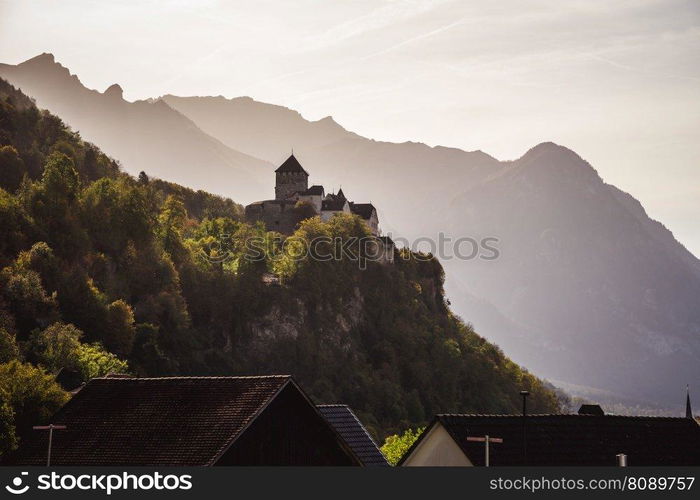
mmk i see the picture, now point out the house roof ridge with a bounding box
[436,412,692,420]
[92,374,292,381]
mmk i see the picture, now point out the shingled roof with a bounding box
[300,185,324,196]
[318,405,389,467]
[275,154,308,175]
[402,413,700,466]
[322,195,346,211]
[7,376,295,466]
[349,202,376,220]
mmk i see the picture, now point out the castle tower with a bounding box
[275,154,309,200]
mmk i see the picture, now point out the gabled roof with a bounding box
[318,405,389,467]
[322,196,347,211]
[6,375,292,466]
[299,185,324,196]
[275,154,308,175]
[349,202,376,220]
[401,413,700,466]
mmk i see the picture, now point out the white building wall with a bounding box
[402,423,473,466]
[297,194,322,214]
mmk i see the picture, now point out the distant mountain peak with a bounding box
[12,53,80,85]
[21,52,55,65]
[525,141,572,156]
[315,115,346,131]
[103,83,124,100]
[517,141,598,177]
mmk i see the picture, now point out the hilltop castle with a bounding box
[245,154,380,236]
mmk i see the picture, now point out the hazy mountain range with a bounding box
[2,53,698,408]
[0,54,269,202]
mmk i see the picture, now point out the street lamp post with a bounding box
[467,435,504,467]
[32,424,67,466]
[519,390,530,465]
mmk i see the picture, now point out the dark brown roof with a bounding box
[322,195,346,211]
[318,405,389,467]
[403,414,700,466]
[6,376,291,466]
[299,185,324,196]
[349,202,376,220]
[275,154,308,175]
[578,404,605,416]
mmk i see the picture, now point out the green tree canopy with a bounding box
[0,360,68,440]
[380,427,425,466]
[25,322,83,373]
[0,145,26,192]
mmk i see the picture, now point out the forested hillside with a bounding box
[0,79,561,455]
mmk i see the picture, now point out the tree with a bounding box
[25,152,87,256]
[40,152,80,206]
[292,200,317,226]
[15,242,61,296]
[82,146,99,181]
[159,195,189,263]
[25,322,128,382]
[74,342,129,380]
[52,269,107,343]
[80,177,153,254]
[380,427,425,466]
[0,360,68,438]
[0,395,17,457]
[25,322,83,373]
[103,300,136,356]
[0,327,19,363]
[0,145,26,193]
[0,188,33,262]
[0,265,58,338]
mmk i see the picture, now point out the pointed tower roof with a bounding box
[275,154,309,175]
[337,188,347,201]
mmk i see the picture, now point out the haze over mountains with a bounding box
[0,54,269,202]
[2,54,698,408]
[446,144,700,405]
[161,94,500,236]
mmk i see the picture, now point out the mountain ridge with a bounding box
[0,54,271,204]
[2,53,698,407]
[0,78,563,447]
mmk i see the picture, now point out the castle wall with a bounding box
[296,194,322,214]
[245,201,305,234]
[275,172,308,200]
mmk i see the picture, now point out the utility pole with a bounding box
[467,435,503,466]
[32,424,67,466]
[520,390,530,465]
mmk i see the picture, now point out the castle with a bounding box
[245,154,380,236]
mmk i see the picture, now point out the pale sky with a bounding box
[1,0,699,255]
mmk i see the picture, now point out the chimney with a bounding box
[616,454,628,467]
[578,404,605,416]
